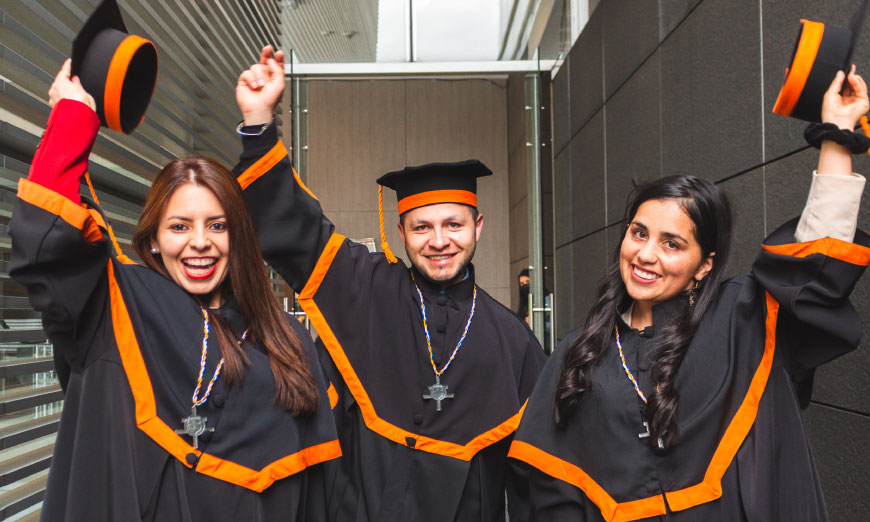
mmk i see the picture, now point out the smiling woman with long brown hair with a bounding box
[509,68,870,521]
[8,57,340,521]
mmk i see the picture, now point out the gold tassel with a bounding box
[85,172,129,261]
[378,185,398,263]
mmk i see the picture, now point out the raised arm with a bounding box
[796,66,870,242]
[9,59,110,358]
[232,46,337,291]
[753,66,870,400]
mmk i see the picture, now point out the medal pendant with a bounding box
[638,421,664,449]
[175,405,214,449]
[423,375,454,412]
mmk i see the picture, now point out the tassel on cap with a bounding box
[85,172,130,261]
[378,185,398,263]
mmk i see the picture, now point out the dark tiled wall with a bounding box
[552,0,870,518]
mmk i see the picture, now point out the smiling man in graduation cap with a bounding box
[233,46,546,522]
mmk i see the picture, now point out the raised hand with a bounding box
[48,59,96,111]
[822,64,870,130]
[236,45,285,126]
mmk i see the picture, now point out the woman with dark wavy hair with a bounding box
[509,67,870,521]
[8,58,340,521]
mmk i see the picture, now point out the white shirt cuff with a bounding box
[795,171,866,243]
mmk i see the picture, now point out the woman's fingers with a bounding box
[826,70,846,97]
[56,58,72,82]
[848,71,867,101]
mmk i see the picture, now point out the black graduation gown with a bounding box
[233,126,547,522]
[9,177,340,520]
[509,219,870,521]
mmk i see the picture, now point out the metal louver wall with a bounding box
[281,0,378,63]
[0,1,281,519]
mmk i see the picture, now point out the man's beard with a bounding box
[408,242,476,286]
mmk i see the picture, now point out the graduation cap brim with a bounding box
[773,1,870,122]
[71,0,158,134]
[377,160,492,215]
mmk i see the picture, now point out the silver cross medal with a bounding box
[638,421,664,450]
[175,405,213,449]
[423,375,454,411]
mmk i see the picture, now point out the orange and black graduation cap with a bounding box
[377,160,492,215]
[773,0,870,122]
[71,0,157,134]
[375,160,492,262]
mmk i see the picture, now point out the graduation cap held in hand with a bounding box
[375,160,492,263]
[71,0,158,134]
[773,0,870,122]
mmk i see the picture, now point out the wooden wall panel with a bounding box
[306,80,407,257]
[305,78,511,305]
[404,79,510,303]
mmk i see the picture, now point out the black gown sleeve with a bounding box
[751,217,870,404]
[9,108,111,368]
[232,125,335,291]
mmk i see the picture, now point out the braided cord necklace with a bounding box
[412,272,477,411]
[614,325,648,404]
[614,324,664,449]
[175,308,248,448]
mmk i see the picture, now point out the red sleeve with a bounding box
[27,99,101,204]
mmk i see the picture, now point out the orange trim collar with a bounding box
[508,292,780,521]
[107,262,339,491]
[298,232,526,460]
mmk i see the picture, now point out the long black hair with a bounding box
[555,175,732,449]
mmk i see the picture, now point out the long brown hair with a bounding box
[132,156,318,415]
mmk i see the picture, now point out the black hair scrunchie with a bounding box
[804,122,870,154]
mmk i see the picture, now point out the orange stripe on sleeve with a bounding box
[18,178,106,243]
[293,167,319,201]
[237,141,289,190]
[772,20,824,117]
[762,236,870,266]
